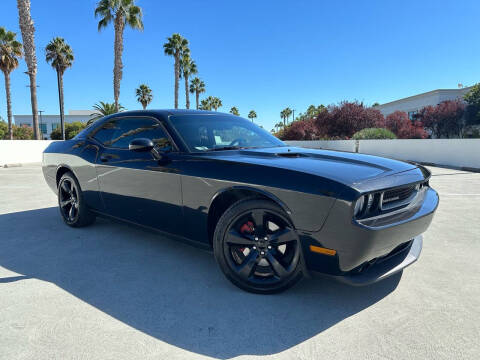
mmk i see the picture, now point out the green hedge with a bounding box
[352,127,396,140]
[50,122,87,140]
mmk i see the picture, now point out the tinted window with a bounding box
[170,114,285,151]
[94,117,173,151]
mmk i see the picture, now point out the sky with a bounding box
[1,0,479,132]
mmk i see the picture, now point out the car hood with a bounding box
[195,146,419,188]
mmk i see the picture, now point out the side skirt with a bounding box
[90,209,213,252]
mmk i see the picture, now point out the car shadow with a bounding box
[0,207,401,358]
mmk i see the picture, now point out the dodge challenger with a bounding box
[42,110,439,293]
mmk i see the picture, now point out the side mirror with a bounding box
[129,138,154,152]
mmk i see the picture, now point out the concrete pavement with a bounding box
[0,164,479,359]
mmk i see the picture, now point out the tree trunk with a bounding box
[17,0,40,139]
[113,16,125,113]
[28,72,40,139]
[3,71,13,140]
[174,52,179,109]
[196,91,199,110]
[185,75,190,109]
[142,102,146,110]
[56,68,65,140]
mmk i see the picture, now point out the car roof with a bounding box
[112,109,226,117]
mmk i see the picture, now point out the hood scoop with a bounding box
[276,152,307,158]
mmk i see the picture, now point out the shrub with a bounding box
[385,111,428,139]
[0,120,7,139]
[352,128,396,140]
[12,125,34,140]
[51,122,87,140]
[416,100,465,138]
[281,118,319,140]
[315,101,384,138]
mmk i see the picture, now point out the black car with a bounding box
[42,110,439,293]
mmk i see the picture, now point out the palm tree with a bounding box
[180,53,197,109]
[284,107,292,124]
[0,27,22,140]
[45,37,74,140]
[163,33,189,109]
[88,101,125,125]
[189,77,205,110]
[210,96,222,111]
[248,110,257,123]
[199,98,211,110]
[95,0,143,113]
[16,0,40,139]
[280,110,286,127]
[230,107,239,116]
[135,84,153,109]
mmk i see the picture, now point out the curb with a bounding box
[3,163,23,168]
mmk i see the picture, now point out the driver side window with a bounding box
[94,117,173,152]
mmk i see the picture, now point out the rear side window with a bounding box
[93,117,173,151]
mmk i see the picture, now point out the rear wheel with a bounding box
[58,172,95,227]
[213,199,303,294]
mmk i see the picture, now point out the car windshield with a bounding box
[169,114,286,152]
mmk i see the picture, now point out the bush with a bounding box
[416,100,465,138]
[352,128,396,140]
[51,122,87,140]
[315,101,384,138]
[384,111,428,139]
[12,125,34,140]
[0,120,7,139]
[281,118,319,140]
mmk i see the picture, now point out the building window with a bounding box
[52,123,60,131]
[408,111,418,122]
[39,123,47,134]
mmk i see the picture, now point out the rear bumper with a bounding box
[331,235,422,286]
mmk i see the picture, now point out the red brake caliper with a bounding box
[239,221,254,253]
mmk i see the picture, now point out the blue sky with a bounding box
[0,0,479,131]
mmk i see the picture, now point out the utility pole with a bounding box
[38,110,44,139]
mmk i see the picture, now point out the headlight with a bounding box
[354,195,365,217]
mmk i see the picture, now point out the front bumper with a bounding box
[300,187,438,280]
[332,235,422,285]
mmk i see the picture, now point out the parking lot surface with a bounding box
[0,164,479,360]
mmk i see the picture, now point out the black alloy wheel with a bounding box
[214,199,303,294]
[58,172,95,227]
[59,177,79,223]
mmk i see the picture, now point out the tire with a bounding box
[213,198,304,294]
[58,171,96,227]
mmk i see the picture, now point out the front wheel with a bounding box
[213,199,304,294]
[58,171,96,227]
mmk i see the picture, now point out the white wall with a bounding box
[0,140,55,166]
[286,139,480,170]
[1,139,479,170]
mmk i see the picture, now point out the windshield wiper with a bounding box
[209,146,244,151]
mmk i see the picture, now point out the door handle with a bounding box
[100,154,114,162]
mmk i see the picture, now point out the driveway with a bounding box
[0,164,478,359]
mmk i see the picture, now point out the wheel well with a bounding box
[207,188,283,245]
[56,166,72,187]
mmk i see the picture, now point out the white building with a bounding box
[374,87,472,120]
[13,110,98,139]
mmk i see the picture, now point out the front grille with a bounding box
[383,185,415,204]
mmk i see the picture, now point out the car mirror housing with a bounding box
[129,138,154,152]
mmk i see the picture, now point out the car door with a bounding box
[92,116,183,234]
